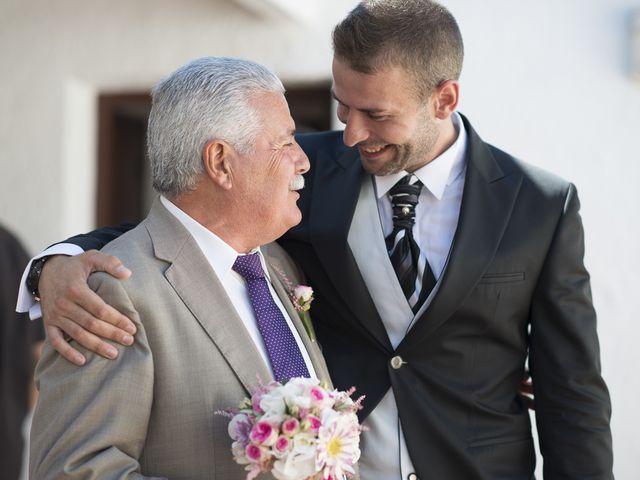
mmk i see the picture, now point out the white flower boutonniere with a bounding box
[291,285,315,342]
[273,267,316,342]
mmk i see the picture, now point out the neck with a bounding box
[169,192,261,254]
[430,115,458,162]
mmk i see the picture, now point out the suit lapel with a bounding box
[399,117,524,349]
[309,145,393,352]
[145,201,272,392]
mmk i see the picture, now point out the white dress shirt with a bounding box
[16,196,317,380]
[16,243,84,319]
[159,197,317,379]
[352,112,468,480]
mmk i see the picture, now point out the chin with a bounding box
[287,208,303,228]
[361,157,396,175]
[290,210,302,227]
[363,162,399,176]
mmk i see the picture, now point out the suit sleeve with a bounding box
[29,272,165,480]
[529,184,613,479]
[65,223,138,251]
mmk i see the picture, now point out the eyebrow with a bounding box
[276,129,296,142]
[331,90,388,115]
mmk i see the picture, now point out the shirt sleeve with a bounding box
[15,243,85,318]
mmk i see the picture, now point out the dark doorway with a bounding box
[96,83,332,227]
[96,94,151,227]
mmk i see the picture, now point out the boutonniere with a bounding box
[291,285,315,342]
[272,267,316,342]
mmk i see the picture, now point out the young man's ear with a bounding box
[432,80,459,119]
[202,139,235,190]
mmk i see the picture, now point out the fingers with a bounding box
[54,315,121,360]
[83,250,132,280]
[63,298,135,347]
[46,325,86,366]
[67,281,137,338]
[519,370,535,410]
[38,251,137,365]
[47,318,125,364]
[519,379,533,396]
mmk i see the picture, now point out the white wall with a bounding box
[1,0,638,477]
[0,0,353,253]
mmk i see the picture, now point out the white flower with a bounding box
[231,441,249,464]
[259,389,287,423]
[271,432,317,480]
[316,410,361,479]
[293,285,313,303]
[308,385,335,411]
[282,377,319,411]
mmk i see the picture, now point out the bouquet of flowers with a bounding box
[220,377,364,480]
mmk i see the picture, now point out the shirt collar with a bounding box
[375,111,467,200]
[159,196,267,279]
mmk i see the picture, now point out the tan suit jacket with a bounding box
[30,200,332,479]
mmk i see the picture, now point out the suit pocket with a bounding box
[468,433,532,448]
[478,272,525,284]
[468,436,536,479]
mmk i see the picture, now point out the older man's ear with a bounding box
[202,139,235,190]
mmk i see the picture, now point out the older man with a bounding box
[29,57,330,479]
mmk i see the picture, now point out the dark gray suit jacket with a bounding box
[280,115,613,479]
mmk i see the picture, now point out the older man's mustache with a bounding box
[289,175,305,191]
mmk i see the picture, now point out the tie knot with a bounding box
[232,252,265,280]
[389,175,422,225]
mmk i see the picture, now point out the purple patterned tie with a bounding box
[232,253,310,381]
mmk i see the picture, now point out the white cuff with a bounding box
[16,243,86,319]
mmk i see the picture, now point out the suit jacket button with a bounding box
[408,474,418,480]
[390,355,404,369]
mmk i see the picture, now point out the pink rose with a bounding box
[281,417,300,436]
[249,421,279,446]
[310,386,325,402]
[274,435,291,453]
[301,414,321,433]
[245,443,267,462]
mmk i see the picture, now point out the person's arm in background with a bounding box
[16,224,137,365]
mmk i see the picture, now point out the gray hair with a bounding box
[333,0,464,98]
[148,56,284,196]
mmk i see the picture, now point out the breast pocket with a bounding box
[478,272,525,284]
